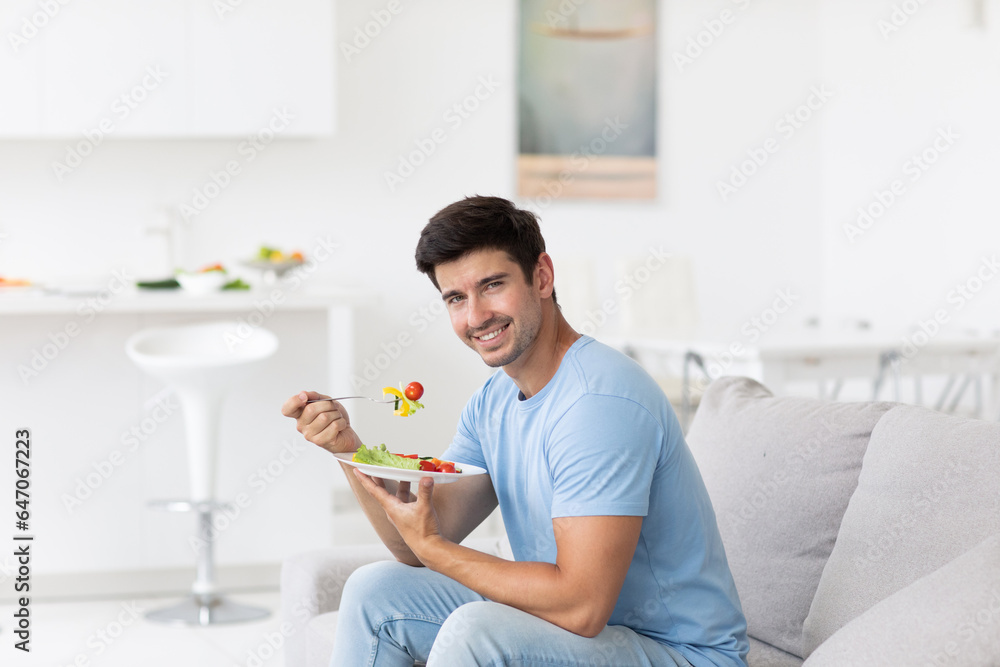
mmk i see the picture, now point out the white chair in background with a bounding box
[126,321,279,625]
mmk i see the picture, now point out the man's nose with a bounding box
[466,294,492,330]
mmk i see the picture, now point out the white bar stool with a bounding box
[126,320,279,625]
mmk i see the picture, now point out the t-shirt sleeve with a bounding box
[547,393,663,519]
[441,389,489,471]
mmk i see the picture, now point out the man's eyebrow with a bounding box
[441,272,510,302]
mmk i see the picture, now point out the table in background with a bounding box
[610,329,1000,429]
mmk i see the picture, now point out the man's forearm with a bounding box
[418,538,606,637]
[340,462,422,566]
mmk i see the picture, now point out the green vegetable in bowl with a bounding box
[137,278,180,289]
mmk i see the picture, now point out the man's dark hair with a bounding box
[415,196,557,303]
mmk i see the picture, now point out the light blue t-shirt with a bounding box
[443,336,749,667]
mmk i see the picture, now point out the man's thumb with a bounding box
[419,477,435,500]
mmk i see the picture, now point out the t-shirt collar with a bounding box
[514,335,592,409]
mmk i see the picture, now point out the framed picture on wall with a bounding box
[518,0,657,200]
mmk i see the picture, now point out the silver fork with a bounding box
[305,396,397,404]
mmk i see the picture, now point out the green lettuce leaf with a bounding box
[352,443,420,470]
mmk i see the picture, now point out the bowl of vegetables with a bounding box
[241,245,306,283]
[176,264,229,294]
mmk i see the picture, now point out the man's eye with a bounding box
[448,295,465,305]
[486,281,502,289]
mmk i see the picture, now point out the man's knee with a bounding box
[340,560,412,616]
[428,601,508,663]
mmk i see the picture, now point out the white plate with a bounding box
[334,452,486,485]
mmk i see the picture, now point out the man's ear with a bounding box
[535,252,555,299]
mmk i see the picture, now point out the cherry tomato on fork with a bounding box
[404,382,424,401]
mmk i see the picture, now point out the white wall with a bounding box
[819,0,1000,336]
[1,0,998,579]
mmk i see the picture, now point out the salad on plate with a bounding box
[335,444,485,484]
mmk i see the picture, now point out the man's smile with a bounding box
[471,321,511,347]
[475,323,509,342]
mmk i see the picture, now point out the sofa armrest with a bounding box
[281,543,393,667]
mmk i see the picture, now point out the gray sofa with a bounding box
[281,376,1000,666]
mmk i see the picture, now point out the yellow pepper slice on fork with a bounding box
[382,386,410,416]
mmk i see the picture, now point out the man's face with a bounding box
[435,249,544,369]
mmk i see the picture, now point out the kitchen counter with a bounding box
[0,285,364,313]
[0,285,372,395]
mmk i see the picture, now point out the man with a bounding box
[282,196,748,666]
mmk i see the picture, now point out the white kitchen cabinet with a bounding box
[0,0,334,137]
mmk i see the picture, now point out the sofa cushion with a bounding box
[686,377,893,658]
[802,533,1000,666]
[748,637,803,667]
[802,405,1000,655]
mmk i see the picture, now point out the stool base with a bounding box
[146,594,270,626]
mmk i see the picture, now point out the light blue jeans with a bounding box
[329,560,693,667]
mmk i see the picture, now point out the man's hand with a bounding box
[353,470,444,563]
[280,391,360,454]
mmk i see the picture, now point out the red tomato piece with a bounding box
[419,460,436,472]
[438,463,456,474]
[404,382,424,401]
